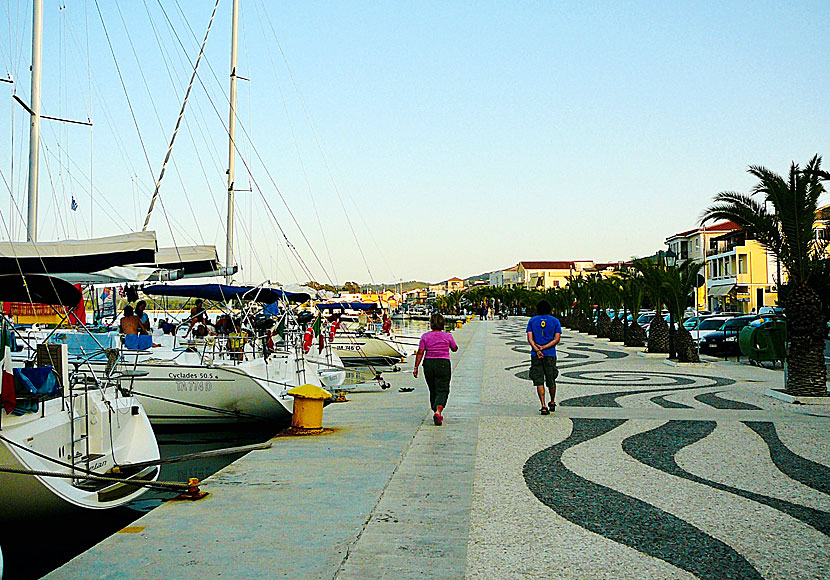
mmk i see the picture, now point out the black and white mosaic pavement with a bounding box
[469,319,830,580]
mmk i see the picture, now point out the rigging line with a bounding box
[253,1,337,283]
[39,143,69,239]
[140,0,217,246]
[262,8,375,283]
[91,1,179,247]
[159,1,334,286]
[41,143,132,230]
[38,140,134,232]
[115,2,204,248]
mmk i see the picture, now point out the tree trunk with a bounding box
[609,317,624,342]
[783,283,828,396]
[597,312,612,338]
[647,315,670,353]
[625,321,646,347]
[676,326,700,363]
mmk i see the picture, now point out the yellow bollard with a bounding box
[287,384,332,430]
[456,320,463,329]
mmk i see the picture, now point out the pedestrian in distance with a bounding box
[413,313,458,426]
[526,299,562,415]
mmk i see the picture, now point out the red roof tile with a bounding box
[666,221,740,241]
[519,261,576,270]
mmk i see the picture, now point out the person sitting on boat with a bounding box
[215,314,233,335]
[382,312,392,335]
[135,300,151,335]
[188,299,212,338]
[119,305,140,335]
[159,318,176,334]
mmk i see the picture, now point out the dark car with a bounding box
[698,315,760,356]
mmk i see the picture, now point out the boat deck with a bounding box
[47,320,830,579]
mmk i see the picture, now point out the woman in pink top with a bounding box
[413,313,458,426]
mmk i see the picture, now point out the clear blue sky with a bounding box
[2,1,829,285]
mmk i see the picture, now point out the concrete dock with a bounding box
[48,320,830,579]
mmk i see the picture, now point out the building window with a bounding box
[738,254,747,274]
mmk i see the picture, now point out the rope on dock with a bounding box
[122,441,272,471]
[0,464,189,491]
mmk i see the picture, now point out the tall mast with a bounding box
[26,0,43,242]
[225,0,239,283]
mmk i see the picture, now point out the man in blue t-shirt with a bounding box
[526,299,562,415]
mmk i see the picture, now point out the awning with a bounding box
[0,274,82,306]
[708,284,735,297]
[141,284,310,304]
[316,302,379,311]
[0,232,157,275]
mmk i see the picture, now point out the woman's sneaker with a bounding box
[433,412,443,426]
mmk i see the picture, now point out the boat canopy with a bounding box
[316,302,379,311]
[0,274,82,306]
[146,245,220,278]
[141,284,310,304]
[0,231,157,275]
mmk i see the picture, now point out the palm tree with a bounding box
[620,271,647,347]
[661,260,705,362]
[701,155,827,395]
[605,276,625,342]
[634,257,670,353]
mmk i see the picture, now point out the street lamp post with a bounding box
[665,248,678,359]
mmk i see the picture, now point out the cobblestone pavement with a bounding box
[465,319,830,580]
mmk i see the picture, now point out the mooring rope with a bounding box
[0,464,187,491]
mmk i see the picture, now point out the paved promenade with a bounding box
[49,319,830,579]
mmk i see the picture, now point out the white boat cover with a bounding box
[146,245,220,277]
[0,231,157,275]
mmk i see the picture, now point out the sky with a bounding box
[1,1,829,286]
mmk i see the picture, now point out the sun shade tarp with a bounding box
[0,232,157,275]
[316,302,379,311]
[141,284,310,304]
[0,274,82,306]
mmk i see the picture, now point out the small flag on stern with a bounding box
[71,196,78,211]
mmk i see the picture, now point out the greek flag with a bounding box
[70,196,78,211]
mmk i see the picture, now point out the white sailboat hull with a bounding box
[331,335,405,367]
[122,357,296,425]
[0,392,159,518]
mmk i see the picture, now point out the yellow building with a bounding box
[516,261,594,290]
[446,277,465,292]
[666,221,741,310]
[705,229,778,313]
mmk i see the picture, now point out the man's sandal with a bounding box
[540,407,550,415]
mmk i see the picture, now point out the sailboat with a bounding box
[0,274,159,517]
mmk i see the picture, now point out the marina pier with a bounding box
[48,319,830,579]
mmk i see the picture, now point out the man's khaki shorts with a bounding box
[529,356,558,387]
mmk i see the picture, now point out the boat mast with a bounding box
[225,0,239,284]
[26,0,43,242]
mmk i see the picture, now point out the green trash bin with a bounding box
[739,319,787,365]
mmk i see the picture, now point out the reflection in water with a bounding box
[0,425,277,580]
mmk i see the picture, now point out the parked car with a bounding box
[758,306,784,316]
[688,315,740,344]
[698,315,760,356]
[682,315,710,331]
